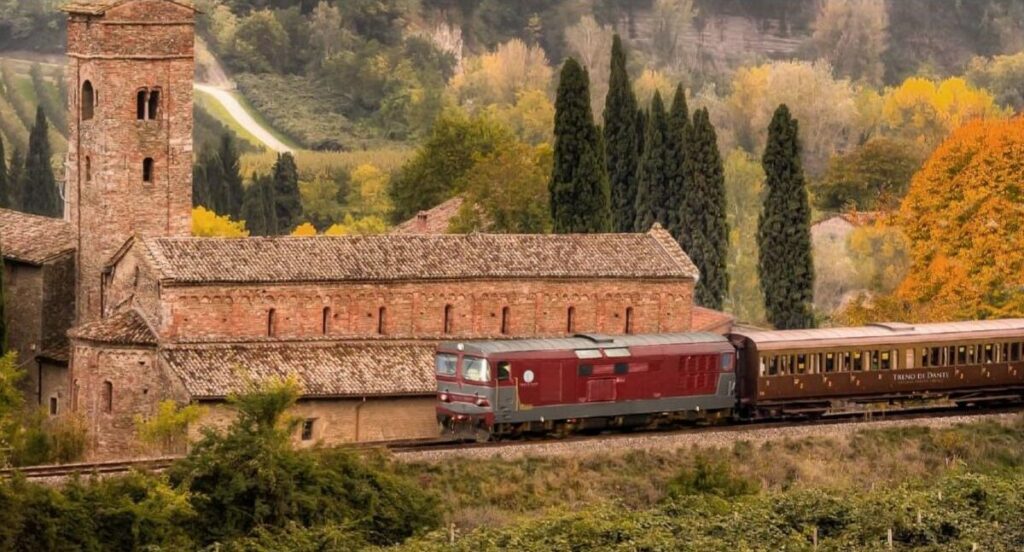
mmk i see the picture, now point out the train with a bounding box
[435,319,1024,440]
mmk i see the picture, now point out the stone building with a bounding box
[0,0,733,460]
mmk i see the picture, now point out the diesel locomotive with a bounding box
[435,319,1024,440]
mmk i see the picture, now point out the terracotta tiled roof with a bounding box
[38,345,70,364]
[691,307,735,334]
[392,197,464,234]
[62,0,196,14]
[138,224,699,284]
[0,209,75,265]
[162,342,437,399]
[69,310,157,346]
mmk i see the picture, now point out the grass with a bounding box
[227,89,302,151]
[194,88,264,151]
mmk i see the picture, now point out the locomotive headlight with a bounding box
[439,393,449,402]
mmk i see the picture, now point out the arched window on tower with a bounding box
[137,90,147,120]
[147,89,160,119]
[267,308,277,337]
[378,307,387,335]
[567,306,576,334]
[322,307,331,335]
[443,304,454,334]
[102,381,113,413]
[81,80,95,121]
[143,158,154,183]
[85,156,91,182]
[625,307,634,334]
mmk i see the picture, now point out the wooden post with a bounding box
[449,522,455,545]
[812,526,818,550]
[887,528,893,548]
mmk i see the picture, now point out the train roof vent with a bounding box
[574,333,616,344]
[867,322,916,332]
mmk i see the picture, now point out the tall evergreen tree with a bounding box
[549,58,612,233]
[7,148,25,212]
[192,146,215,210]
[757,104,816,329]
[0,134,8,209]
[635,107,647,164]
[218,133,244,218]
[0,241,6,354]
[272,152,302,233]
[633,91,672,232]
[603,35,639,233]
[681,108,729,309]
[241,172,278,236]
[665,84,689,241]
[22,106,60,217]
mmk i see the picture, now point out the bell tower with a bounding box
[63,0,195,323]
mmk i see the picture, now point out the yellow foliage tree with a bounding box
[291,222,318,236]
[448,39,552,107]
[881,77,1008,147]
[348,163,392,219]
[324,215,388,236]
[191,206,249,237]
[634,68,674,109]
[841,117,1024,323]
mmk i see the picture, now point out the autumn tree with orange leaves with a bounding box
[840,117,1024,324]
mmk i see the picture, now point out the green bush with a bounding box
[665,455,758,499]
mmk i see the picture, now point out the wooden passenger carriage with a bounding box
[730,320,1024,417]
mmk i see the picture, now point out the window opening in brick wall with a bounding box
[501,306,510,335]
[301,419,315,441]
[322,307,331,335]
[267,308,277,337]
[625,307,634,334]
[443,304,454,334]
[102,381,113,413]
[143,158,154,183]
[137,90,147,120]
[85,156,91,181]
[378,307,387,335]
[147,89,160,119]
[567,306,576,334]
[81,81,94,120]
[49,397,58,416]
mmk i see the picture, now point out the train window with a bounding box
[614,363,629,375]
[1012,343,1023,362]
[462,357,490,383]
[759,356,767,376]
[851,351,864,371]
[780,355,792,375]
[575,349,602,359]
[930,347,942,367]
[866,351,878,371]
[435,354,457,376]
[824,353,836,373]
[984,344,996,363]
[796,354,807,374]
[766,355,779,376]
[578,364,594,377]
[497,361,511,381]
[879,350,893,370]
[967,345,978,365]
[956,346,967,365]
[604,348,631,358]
[720,354,732,371]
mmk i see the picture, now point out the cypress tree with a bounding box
[665,84,689,241]
[272,152,302,233]
[0,241,6,354]
[218,133,244,218]
[23,106,60,217]
[633,91,671,232]
[549,58,612,233]
[635,107,646,164]
[192,146,214,210]
[757,104,815,329]
[603,35,639,233]
[0,134,8,209]
[681,108,729,309]
[7,147,24,211]
[241,172,278,236]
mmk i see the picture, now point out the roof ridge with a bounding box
[646,223,700,282]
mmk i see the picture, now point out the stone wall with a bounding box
[4,261,43,401]
[155,279,695,342]
[42,254,75,353]
[67,1,194,325]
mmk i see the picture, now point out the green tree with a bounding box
[450,142,553,234]
[758,105,816,329]
[0,352,23,467]
[272,153,302,232]
[6,148,24,212]
[0,243,6,354]
[242,173,279,237]
[681,108,729,309]
[603,34,639,233]
[633,91,671,232]
[390,109,513,222]
[723,149,766,324]
[22,106,60,218]
[218,133,245,218]
[811,137,924,211]
[665,84,689,241]
[549,58,611,233]
[0,134,8,208]
[135,400,206,455]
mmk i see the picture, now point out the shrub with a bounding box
[664,455,758,499]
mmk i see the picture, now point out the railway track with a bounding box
[3,404,1021,479]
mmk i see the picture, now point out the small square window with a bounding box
[301,419,315,441]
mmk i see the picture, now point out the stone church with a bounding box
[0,0,732,460]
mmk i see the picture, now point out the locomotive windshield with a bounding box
[462,356,490,383]
[435,353,457,376]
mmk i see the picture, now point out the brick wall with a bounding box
[154,279,695,342]
[4,261,43,401]
[67,2,194,325]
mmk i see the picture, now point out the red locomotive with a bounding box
[436,320,1024,440]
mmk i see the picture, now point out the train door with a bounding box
[494,360,516,419]
[512,360,562,407]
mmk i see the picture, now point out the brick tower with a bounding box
[63,0,195,323]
